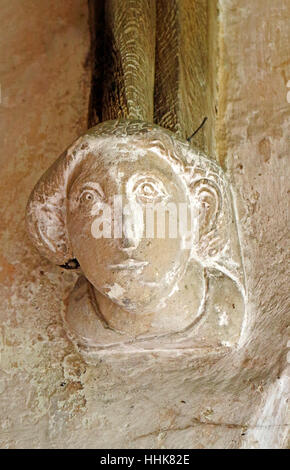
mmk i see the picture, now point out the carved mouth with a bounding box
[108,259,149,271]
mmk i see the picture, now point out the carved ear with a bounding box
[26,150,75,265]
[190,178,225,258]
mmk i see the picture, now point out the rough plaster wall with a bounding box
[0,0,288,449]
[0,0,91,448]
[216,0,289,448]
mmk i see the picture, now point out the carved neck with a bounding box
[91,259,206,338]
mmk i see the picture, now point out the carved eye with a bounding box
[133,178,168,204]
[79,185,104,205]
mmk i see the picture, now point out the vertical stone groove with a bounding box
[102,0,156,122]
[154,0,218,157]
[88,0,218,159]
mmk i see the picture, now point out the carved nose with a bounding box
[119,239,138,256]
[121,236,137,250]
[120,219,139,252]
[120,202,144,252]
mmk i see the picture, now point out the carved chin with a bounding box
[95,279,168,314]
[104,291,156,313]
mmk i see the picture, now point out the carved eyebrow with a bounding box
[80,182,104,198]
[130,173,168,191]
[130,172,164,184]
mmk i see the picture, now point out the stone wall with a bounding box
[0,0,288,449]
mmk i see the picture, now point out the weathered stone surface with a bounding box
[26,120,245,352]
[0,0,91,448]
[154,0,218,155]
[0,0,288,449]
[102,0,156,122]
[216,0,290,448]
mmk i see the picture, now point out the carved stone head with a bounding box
[26,120,246,356]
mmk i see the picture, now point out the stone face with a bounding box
[26,120,245,353]
[0,0,289,450]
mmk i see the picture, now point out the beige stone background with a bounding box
[0,0,289,448]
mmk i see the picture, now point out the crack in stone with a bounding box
[133,418,289,441]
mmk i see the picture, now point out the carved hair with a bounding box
[26,119,245,291]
